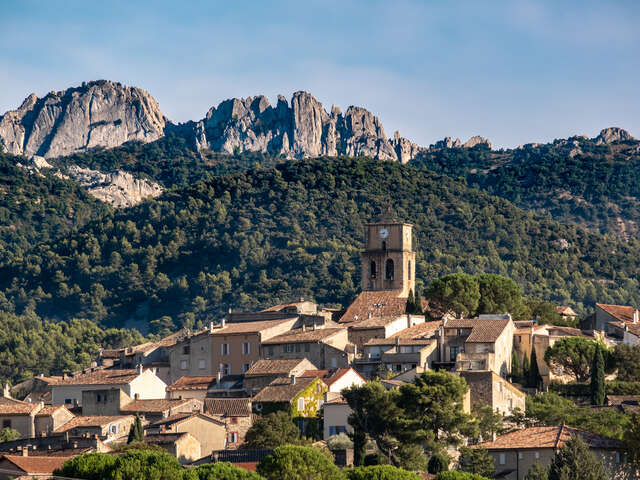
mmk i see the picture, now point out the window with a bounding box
[242,342,250,355]
[180,360,188,370]
[242,363,251,373]
[64,398,73,405]
[385,259,394,280]
[96,393,102,403]
[382,241,387,251]
[220,363,231,376]
[518,452,523,459]
[295,344,301,353]
[284,344,294,353]
[370,261,377,279]
[198,359,206,370]
[535,452,540,459]
[230,417,238,425]
[304,343,310,352]
[182,345,190,355]
[2,420,10,429]
[329,426,347,436]
[297,397,305,411]
[408,261,411,280]
[499,453,505,465]
[227,432,238,443]
[267,346,274,357]
[498,381,503,392]
[110,424,118,434]
[331,357,337,369]
[316,382,322,393]
[450,346,459,362]
[221,344,230,356]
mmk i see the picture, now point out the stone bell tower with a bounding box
[361,205,415,297]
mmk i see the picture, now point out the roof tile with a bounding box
[339,290,408,324]
[204,398,252,417]
[479,425,621,450]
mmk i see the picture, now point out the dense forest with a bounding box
[411,137,640,237]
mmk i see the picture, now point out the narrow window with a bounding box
[382,241,387,251]
[385,259,394,280]
[297,398,305,411]
[370,261,377,279]
[499,453,505,465]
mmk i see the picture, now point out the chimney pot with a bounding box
[221,318,226,328]
[290,375,295,385]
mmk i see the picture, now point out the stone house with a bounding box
[204,398,253,449]
[145,432,201,464]
[594,303,639,333]
[323,395,352,441]
[459,370,526,416]
[120,398,203,423]
[300,368,366,393]
[53,415,135,441]
[556,306,578,322]
[33,405,75,436]
[10,375,60,403]
[166,376,217,401]
[147,413,226,456]
[251,376,328,434]
[50,366,167,406]
[347,314,425,352]
[0,454,72,480]
[478,425,628,480]
[261,327,353,369]
[168,317,299,383]
[243,358,317,396]
[0,397,43,438]
[438,315,515,377]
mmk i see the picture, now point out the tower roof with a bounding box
[374,203,400,223]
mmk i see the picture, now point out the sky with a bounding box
[0,0,638,148]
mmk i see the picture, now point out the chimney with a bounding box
[395,336,400,347]
[301,324,306,332]
[2,383,10,398]
[21,446,28,457]
[290,375,295,385]
[209,322,214,332]
[137,363,143,375]
[221,318,226,328]
[217,371,222,382]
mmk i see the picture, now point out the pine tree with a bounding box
[528,348,541,389]
[127,414,144,444]
[548,435,607,480]
[511,350,521,381]
[590,343,605,406]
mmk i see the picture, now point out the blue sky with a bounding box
[0,0,638,148]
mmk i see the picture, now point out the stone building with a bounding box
[204,398,253,449]
[300,368,366,393]
[243,358,317,396]
[34,405,75,436]
[166,376,217,401]
[146,432,202,463]
[347,314,425,352]
[459,370,526,416]
[53,415,135,441]
[120,398,203,423]
[594,303,639,333]
[147,413,226,456]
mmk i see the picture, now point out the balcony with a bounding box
[455,352,495,372]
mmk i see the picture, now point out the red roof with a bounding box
[166,376,216,391]
[596,303,637,324]
[0,397,41,415]
[339,290,407,324]
[479,425,621,450]
[0,455,73,474]
[300,368,365,387]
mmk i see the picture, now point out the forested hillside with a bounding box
[411,136,640,237]
[1,157,639,337]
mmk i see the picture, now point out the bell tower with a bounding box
[361,205,416,297]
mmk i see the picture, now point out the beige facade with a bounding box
[323,397,352,441]
[54,415,136,440]
[348,315,425,352]
[34,406,75,436]
[460,370,526,416]
[243,358,317,395]
[147,432,202,463]
[148,414,226,456]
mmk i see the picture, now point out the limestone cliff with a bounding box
[0,80,166,158]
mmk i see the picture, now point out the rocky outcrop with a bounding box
[194,91,410,161]
[432,136,462,149]
[391,131,421,163]
[0,80,166,158]
[66,166,163,208]
[594,127,635,145]
[463,136,492,149]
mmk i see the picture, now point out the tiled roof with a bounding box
[210,318,297,335]
[627,323,640,337]
[444,318,511,343]
[324,395,348,405]
[443,318,476,329]
[244,359,314,377]
[54,415,133,433]
[300,368,365,387]
[607,395,640,406]
[0,397,41,415]
[596,303,637,324]
[121,398,198,414]
[261,301,312,312]
[125,330,188,355]
[479,425,621,450]
[252,377,318,403]
[166,376,217,391]
[300,369,330,379]
[365,321,440,345]
[339,290,408,324]
[546,326,589,338]
[204,398,252,417]
[349,315,406,329]
[36,405,72,417]
[100,349,122,359]
[262,328,345,344]
[150,413,224,428]
[556,306,577,316]
[51,368,140,386]
[0,455,73,474]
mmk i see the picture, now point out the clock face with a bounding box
[379,228,389,239]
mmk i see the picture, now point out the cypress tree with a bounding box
[590,343,605,406]
[528,348,541,389]
[522,352,530,380]
[127,414,144,444]
[352,428,366,466]
[511,350,521,382]
[406,290,416,314]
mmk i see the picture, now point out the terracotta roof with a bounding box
[252,377,319,403]
[150,412,224,428]
[125,330,188,355]
[54,415,133,433]
[262,328,345,344]
[36,405,72,417]
[261,301,313,312]
[478,425,621,450]
[100,349,122,359]
[596,303,637,324]
[607,395,640,406]
[443,318,477,329]
[339,290,408,324]
[365,321,440,345]
[556,306,577,316]
[0,397,41,415]
[349,315,406,329]
[300,368,365,387]
[210,318,297,335]
[546,326,589,338]
[325,395,348,405]
[626,323,640,337]
[121,398,198,414]
[244,359,314,377]
[166,376,217,391]
[300,369,330,379]
[51,368,140,386]
[0,455,72,474]
[204,398,252,417]
[444,318,511,343]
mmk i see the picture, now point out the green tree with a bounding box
[190,462,264,480]
[590,343,605,406]
[424,274,480,318]
[435,473,491,480]
[623,413,640,466]
[54,452,117,480]
[547,435,607,480]
[406,290,416,314]
[244,411,308,449]
[511,350,521,381]
[612,344,640,381]
[524,463,548,480]
[344,465,422,480]
[544,337,598,383]
[351,428,367,466]
[427,453,449,474]
[476,273,523,316]
[459,447,495,478]
[0,427,20,442]
[127,414,145,444]
[109,450,184,480]
[257,445,343,480]
[474,405,503,442]
[528,347,542,389]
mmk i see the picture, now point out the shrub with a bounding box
[190,462,264,480]
[344,464,423,480]
[109,450,184,480]
[54,452,117,480]
[428,453,449,474]
[435,472,492,480]
[257,445,343,480]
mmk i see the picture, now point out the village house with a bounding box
[34,405,75,436]
[556,306,578,323]
[166,376,217,401]
[356,321,440,377]
[260,327,353,369]
[243,358,317,396]
[167,317,299,383]
[146,413,226,456]
[119,398,203,423]
[145,432,201,463]
[478,425,627,480]
[323,395,352,441]
[0,454,72,480]
[347,314,426,352]
[300,368,366,393]
[437,314,515,377]
[594,303,639,333]
[53,415,135,441]
[0,397,43,438]
[459,370,526,416]
[204,398,253,449]
[50,366,167,406]
[10,375,60,404]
